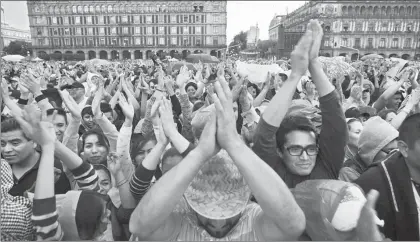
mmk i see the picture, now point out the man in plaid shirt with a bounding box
[1,159,35,241]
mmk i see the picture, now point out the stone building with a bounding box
[27,1,227,60]
[269,0,420,60]
[1,3,32,53]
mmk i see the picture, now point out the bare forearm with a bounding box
[130,149,205,235]
[262,73,301,127]
[34,144,55,199]
[308,59,334,97]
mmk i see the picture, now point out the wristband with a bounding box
[17,98,29,105]
[155,88,165,93]
[35,94,47,103]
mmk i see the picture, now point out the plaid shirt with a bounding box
[1,160,35,241]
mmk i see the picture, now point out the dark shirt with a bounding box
[252,90,347,188]
[9,151,71,197]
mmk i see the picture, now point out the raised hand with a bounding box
[211,80,241,151]
[59,90,81,119]
[308,19,323,61]
[290,22,313,77]
[355,190,384,241]
[107,152,122,176]
[156,117,169,146]
[238,86,251,112]
[195,109,220,160]
[176,65,190,87]
[158,98,177,138]
[118,94,134,121]
[21,73,41,95]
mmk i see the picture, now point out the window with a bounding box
[404,38,412,48]
[99,27,104,34]
[90,6,94,13]
[147,37,153,45]
[64,28,70,35]
[65,38,70,46]
[368,22,375,31]
[146,15,152,23]
[134,16,140,23]
[63,17,69,25]
[196,15,201,23]
[341,38,348,47]
[343,24,349,32]
[183,26,189,34]
[76,28,82,35]
[171,27,177,34]
[392,38,398,48]
[213,14,219,23]
[122,16,128,23]
[123,27,128,34]
[147,27,153,35]
[120,5,125,13]
[379,38,386,48]
[171,15,176,23]
[38,39,44,46]
[75,17,80,24]
[89,38,94,46]
[367,38,373,48]
[96,6,101,12]
[52,17,57,24]
[123,38,129,46]
[195,26,201,34]
[158,15,164,23]
[381,23,388,31]
[213,37,218,46]
[87,16,92,24]
[159,26,164,34]
[394,24,400,32]
[88,28,93,35]
[73,6,77,13]
[101,5,106,13]
[108,5,112,12]
[84,6,88,13]
[213,26,219,34]
[112,38,117,45]
[111,27,117,34]
[354,38,361,47]
[183,36,189,46]
[110,16,116,24]
[196,38,201,46]
[98,16,104,24]
[37,28,42,36]
[171,37,177,45]
[52,28,58,35]
[54,38,59,46]
[78,6,83,13]
[324,39,330,47]
[159,37,165,45]
[77,38,83,46]
[183,15,189,22]
[135,27,141,34]
[135,37,141,45]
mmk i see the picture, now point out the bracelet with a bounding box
[17,98,29,105]
[116,179,128,188]
[35,94,47,103]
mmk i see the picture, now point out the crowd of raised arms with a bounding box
[2,19,420,241]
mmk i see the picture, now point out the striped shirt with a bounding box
[31,161,99,241]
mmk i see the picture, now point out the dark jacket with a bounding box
[354,151,419,241]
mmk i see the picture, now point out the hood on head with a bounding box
[358,116,399,165]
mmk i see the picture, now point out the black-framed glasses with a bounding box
[284,145,319,156]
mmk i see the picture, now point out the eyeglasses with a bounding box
[284,145,319,156]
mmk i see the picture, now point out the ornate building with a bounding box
[1,3,31,52]
[27,1,227,60]
[269,0,420,60]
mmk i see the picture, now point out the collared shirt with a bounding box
[9,150,71,197]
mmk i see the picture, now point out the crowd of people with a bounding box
[2,19,420,241]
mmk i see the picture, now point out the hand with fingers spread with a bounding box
[118,94,134,122]
[176,65,190,87]
[290,22,313,77]
[356,190,384,241]
[211,81,241,150]
[21,72,42,96]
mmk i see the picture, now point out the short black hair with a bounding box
[398,113,420,149]
[81,106,93,117]
[377,109,397,121]
[1,118,30,140]
[185,82,198,92]
[47,108,68,124]
[275,115,317,150]
[100,103,112,114]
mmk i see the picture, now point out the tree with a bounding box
[257,40,277,58]
[228,31,248,55]
[3,41,32,56]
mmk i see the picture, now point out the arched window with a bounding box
[114,4,119,13]
[107,5,112,13]
[399,6,404,15]
[101,5,106,13]
[84,6,89,13]
[368,6,373,14]
[49,6,54,13]
[373,6,379,15]
[360,6,366,15]
[386,6,391,15]
[66,6,71,14]
[393,6,398,15]
[77,6,83,13]
[60,6,65,14]
[348,6,353,15]
[126,4,130,13]
[120,4,125,12]
[72,6,77,13]
[381,6,386,15]
[96,5,100,12]
[89,6,94,13]
[342,6,347,15]
[55,6,60,14]
[355,6,360,15]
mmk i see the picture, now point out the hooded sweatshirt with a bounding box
[339,116,399,182]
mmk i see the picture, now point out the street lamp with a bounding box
[340,46,359,61]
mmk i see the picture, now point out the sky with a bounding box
[2,1,305,42]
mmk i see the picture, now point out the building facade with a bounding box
[246,24,260,49]
[1,3,32,52]
[269,0,420,60]
[27,1,227,60]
